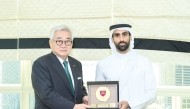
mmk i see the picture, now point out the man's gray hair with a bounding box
[49,25,74,40]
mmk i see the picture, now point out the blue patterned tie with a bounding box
[63,61,75,95]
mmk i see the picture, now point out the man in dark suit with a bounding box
[31,25,91,109]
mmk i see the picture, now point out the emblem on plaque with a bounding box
[96,87,110,102]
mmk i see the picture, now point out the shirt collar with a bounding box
[56,56,69,64]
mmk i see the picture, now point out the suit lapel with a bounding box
[50,53,74,97]
[68,57,78,99]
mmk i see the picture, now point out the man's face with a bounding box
[49,30,73,59]
[112,29,131,52]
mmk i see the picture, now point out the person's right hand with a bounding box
[118,101,130,109]
[73,104,91,109]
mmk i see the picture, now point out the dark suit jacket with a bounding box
[31,52,87,109]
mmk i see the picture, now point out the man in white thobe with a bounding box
[95,24,157,109]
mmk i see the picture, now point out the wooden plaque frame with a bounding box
[87,81,119,109]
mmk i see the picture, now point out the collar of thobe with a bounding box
[113,49,132,61]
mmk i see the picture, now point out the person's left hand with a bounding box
[118,101,130,109]
[82,96,88,105]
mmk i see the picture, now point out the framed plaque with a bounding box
[87,81,119,109]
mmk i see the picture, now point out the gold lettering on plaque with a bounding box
[96,87,110,102]
[91,103,116,108]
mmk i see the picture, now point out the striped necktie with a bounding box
[63,61,75,95]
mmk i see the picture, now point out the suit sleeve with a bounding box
[82,80,87,98]
[128,59,157,109]
[31,60,75,109]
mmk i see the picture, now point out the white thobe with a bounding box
[95,49,157,109]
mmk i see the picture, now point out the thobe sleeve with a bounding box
[95,62,106,81]
[128,60,157,109]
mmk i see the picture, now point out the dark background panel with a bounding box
[0,39,17,49]
[134,39,190,53]
[73,38,109,48]
[19,38,50,48]
[0,38,190,53]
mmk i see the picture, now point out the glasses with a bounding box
[53,40,72,46]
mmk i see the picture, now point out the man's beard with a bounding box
[114,40,130,51]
